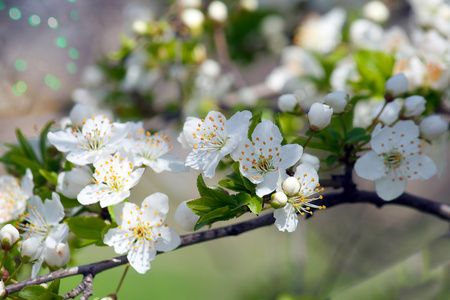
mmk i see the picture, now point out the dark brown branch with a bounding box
[63,273,94,299]
[5,191,450,297]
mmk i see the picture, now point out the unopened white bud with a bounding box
[240,0,258,11]
[324,91,348,114]
[0,224,19,250]
[362,1,390,23]
[0,280,5,298]
[278,94,298,112]
[21,238,42,263]
[175,201,199,231]
[299,154,321,171]
[271,192,287,209]
[420,115,448,140]
[385,73,408,97]
[69,103,91,127]
[308,103,333,131]
[208,1,228,23]
[181,8,204,31]
[403,95,426,117]
[44,242,70,268]
[282,177,300,196]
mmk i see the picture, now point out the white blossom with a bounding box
[371,99,402,126]
[56,165,93,199]
[48,115,130,166]
[278,94,298,112]
[179,110,252,178]
[77,150,145,207]
[231,120,303,197]
[299,153,320,171]
[20,237,42,263]
[20,193,69,277]
[43,242,70,269]
[0,224,20,249]
[362,1,390,23]
[274,163,324,232]
[104,193,181,274]
[208,1,228,23]
[355,121,437,201]
[0,169,33,224]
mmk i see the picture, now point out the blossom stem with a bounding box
[339,115,347,136]
[367,100,388,132]
[0,250,8,271]
[303,133,314,149]
[115,263,130,295]
[5,261,24,285]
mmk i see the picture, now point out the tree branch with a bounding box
[5,190,450,297]
[63,273,94,300]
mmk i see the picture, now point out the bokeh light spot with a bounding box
[56,37,67,48]
[69,48,80,60]
[0,1,6,11]
[66,62,78,74]
[15,59,27,72]
[45,74,61,91]
[12,81,27,96]
[68,0,76,2]
[70,10,79,20]
[29,15,41,26]
[48,17,59,29]
[9,7,21,20]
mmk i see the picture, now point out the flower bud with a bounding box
[403,95,426,117]
[371,99,401,126]
[208,1,228,23]
[271,192,287,209]
[21,238,43,263]
[181,8,204,32]
[282,177,300,196]
[278,94,298,112]
[0,224,19,250]
[44,242,70,269]
[132,20,149,35]
[69,103,91,127]
[420,115,448,140]
[299,154,321,171]
[174,200,200,231]
[324,91,348,114]
[385,73,408,98]
[362,1,390,23]
[308,103,333,131]
[0,280,5,298]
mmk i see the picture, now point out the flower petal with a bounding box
[127,240,156,274]
[103,228,135,254]
[255,171,279,197]
[354,151,385,181]
[145,154,188,173]
[375,171,407,201]
[142,192,170,222]
[274,204,298,232]
[154,227,181,252]
[44,193,65,225]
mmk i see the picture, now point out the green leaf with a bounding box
[39,121,54,166]
[218,178,247,193]
[325,154,339,166]
[197,175,236,206]
[47,279,60,295]
[292,137,331,152]
[19,286,47,300]
[16,128,41,165]
[39,169,58,186]
[66,217,107,241]
[39,293,64,300]
[232,162,255,194]
[344,127,371,144]
[233,192,252,208]
[248,112,262,139]
[194,206,238,230]
[247,195,263,215]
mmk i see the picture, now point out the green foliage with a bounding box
[66,217,108,241]
[17,284,63,300]
[187,174,252,230]
[351,50,395,95]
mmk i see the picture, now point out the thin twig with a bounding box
[63,273,94,299]
[5,191,450,297]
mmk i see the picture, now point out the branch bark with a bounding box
[5,190,450,297]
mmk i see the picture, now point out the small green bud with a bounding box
[271,192,287,209]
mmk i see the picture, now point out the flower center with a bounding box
[382,148,404,169]
[253,156,274,174]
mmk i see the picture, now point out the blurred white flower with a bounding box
[420,115,448,140]
[278,94,298,112]
[324,91,347,114]
[175,200,199,231]
[403,95,426,117]
[371,99,402,126]
[350,19,384,50]
[308,103,333,131]
[362,1,390,23]
[385,73,408,97]
[208,1,228,23]
[56,165,93,199]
